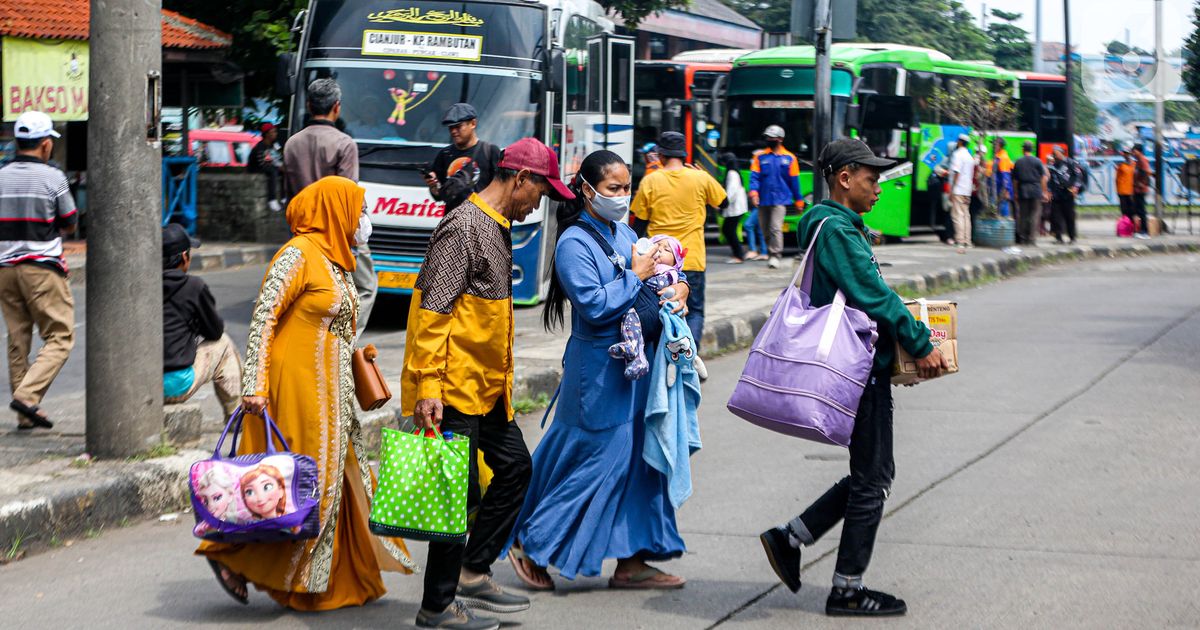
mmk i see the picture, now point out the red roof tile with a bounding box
[0,1,231,50]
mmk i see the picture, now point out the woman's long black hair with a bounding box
[542,150,628,332]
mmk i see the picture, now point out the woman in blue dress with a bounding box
[506,150,692,590]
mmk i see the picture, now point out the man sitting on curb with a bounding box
[162,224,241,417]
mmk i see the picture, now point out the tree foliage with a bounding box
[164,0,306,103]
[988,9,1032,70]
[719,0,790,32]
[855,0,990,61]
[602,0,692,27]
[1067,61,1100,135]
[928,81,1016,215]
[1186,1,1200,100]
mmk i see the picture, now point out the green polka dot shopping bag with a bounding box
[369,427,470,543]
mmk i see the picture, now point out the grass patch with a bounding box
[126,442,179,462]
[512,393,551,416]
[6,532,29,561]
[84,527,103,540]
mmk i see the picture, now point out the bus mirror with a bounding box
[275,53,296,98]
[708,74,727,127]
[547,48,566,94]
[847,103,862,129]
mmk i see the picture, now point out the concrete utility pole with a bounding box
[1034,0,1045,72]
[1153,0,1166,220]
[811,0,832,202]
[1063,0,1074,158]
[87,0,165,458]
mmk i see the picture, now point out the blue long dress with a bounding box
[507,211,686,579]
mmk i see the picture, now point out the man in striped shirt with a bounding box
[0,111,78,430]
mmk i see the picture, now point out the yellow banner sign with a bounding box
[367,8,484,27]
[3,37,89,122]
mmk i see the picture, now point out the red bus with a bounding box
[1014,71,1070,161]
[633,49,749,185]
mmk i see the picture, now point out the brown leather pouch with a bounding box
[352,344,392,411]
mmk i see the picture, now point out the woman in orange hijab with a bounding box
[197,176,415,610]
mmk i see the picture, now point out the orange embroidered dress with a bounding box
[197,177,415,610]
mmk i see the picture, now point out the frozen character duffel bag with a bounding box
[189,408,320,543]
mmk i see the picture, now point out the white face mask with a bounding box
[354,214,372,246]
[583,178,631,222]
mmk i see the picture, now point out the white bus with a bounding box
[282,0,634,304]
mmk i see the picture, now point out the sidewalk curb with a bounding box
[0,408,395,556]
[68,244,279,286]
[6,239,1197,557]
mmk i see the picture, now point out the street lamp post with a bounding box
[1153,0,1166,221]
[86,0,165,458]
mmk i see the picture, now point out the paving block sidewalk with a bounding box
[3,220,1199,559]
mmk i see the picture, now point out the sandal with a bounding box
[10,399,53,429]
[726,257,745,264]
[744,252,762,261]
[508,544,554,591]
[608,566,686,590]
[207,559,249,605]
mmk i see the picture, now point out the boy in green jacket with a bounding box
[759,138,948,617]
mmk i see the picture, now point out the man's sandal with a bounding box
[10,400,53,429]
[208,560,249,605]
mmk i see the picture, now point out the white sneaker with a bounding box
[768,256,781,269]
[268,199,283,212]
[1134,233,1151,240]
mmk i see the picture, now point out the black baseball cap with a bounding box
[817,138,897,178]
[657,131,687,158]
[163,224,200,258]
[442,103,478,126]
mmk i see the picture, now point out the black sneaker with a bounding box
[825,586,907,617]
[759,526,801,593]
[416,600,500,629]
[457,574,531,613]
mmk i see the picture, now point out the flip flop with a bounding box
[726,258,745,264]
[608,567,686,590]
[207,559,249,605]
[507,545,554,591]
[10,400,53,429]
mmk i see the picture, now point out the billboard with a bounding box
[3,37,90,122]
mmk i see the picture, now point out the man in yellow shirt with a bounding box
[631,131,727,376]
[402,137,574,630]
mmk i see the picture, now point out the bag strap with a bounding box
[574,221,625,273]
[539,382,562,429]
[220,407,292,458]
[791,217,831,293]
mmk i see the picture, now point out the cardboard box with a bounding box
[893,299,959,385]
[1147,216,1163,236]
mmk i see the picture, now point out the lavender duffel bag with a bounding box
[727,218,878,446]
[189,408,320,543]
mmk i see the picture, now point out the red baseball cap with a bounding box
[498,138,575,201]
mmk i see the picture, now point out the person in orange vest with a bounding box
[748,125,804,269]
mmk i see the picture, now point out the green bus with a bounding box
[721,43,1034,238]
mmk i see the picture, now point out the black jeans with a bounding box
[423,400,532,612]
[1051,195,1077,242]
[1132,193,1150,234]
[721,215,746,260]
[684,269,706,345]
[794,376,894,577]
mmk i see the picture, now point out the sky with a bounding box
[958,0,1193,56]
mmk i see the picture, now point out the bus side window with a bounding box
[565,15,601,112]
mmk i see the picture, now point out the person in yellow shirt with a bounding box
[631,131,727,377]
[402,137,575,630]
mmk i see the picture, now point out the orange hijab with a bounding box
[286,176,363,272]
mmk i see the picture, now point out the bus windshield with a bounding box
[724,96,847,167]
[300,64,539,148]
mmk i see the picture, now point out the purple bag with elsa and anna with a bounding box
[189,408,320,542]
[727,217,878,446]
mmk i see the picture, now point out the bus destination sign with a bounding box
[362,30,482,61]
[753,100,814,109]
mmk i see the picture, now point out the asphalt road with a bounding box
[0,253,1197,628]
